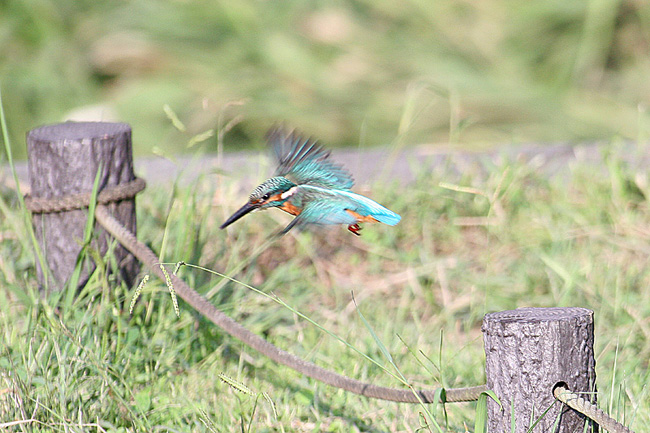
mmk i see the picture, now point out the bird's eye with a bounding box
[262,193,271,200]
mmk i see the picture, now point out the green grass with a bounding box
[1,0,649,159]
[1,135,649,431]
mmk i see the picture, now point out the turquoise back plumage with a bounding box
[267,127,355,190]
[331,188,401,225]
[297,185,401,226]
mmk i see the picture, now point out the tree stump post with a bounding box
[27,122,139,291]
[482,307,597,432]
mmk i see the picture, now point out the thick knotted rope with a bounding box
[24,178,146,213]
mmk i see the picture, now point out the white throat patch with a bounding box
[280,186,298,200]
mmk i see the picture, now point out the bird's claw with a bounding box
[348,224,362,236]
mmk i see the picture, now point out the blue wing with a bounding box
[267,126,355,190]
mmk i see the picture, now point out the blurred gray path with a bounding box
[5,140,647,192]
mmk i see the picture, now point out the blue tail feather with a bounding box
[371,210,401,226]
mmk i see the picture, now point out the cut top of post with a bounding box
[27,122,131,142]
[483,307,592,324]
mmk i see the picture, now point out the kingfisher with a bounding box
[220,126,401,236]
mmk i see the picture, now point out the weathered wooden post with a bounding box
[27,122,140,291]
[483,307,597,432]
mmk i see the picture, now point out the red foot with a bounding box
[347,224,362,236]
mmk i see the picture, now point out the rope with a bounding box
[554,385,634,433]
[25,178,146,213]
[94,205,486,403]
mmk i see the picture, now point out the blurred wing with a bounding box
[267,126,355,190]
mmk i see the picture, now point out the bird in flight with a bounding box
[220,126,401,236]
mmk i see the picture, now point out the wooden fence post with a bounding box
[482,307,597,432]
[27,122,139,291]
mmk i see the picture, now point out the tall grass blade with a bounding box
[474,392,489,433]
[64,163,103,308]
[351,292,443,433]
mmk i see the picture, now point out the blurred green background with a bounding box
[1,0,649,158]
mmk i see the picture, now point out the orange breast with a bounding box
[346,209,378,223]
[280,201,302,216]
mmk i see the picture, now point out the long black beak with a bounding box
[220,202,259,229]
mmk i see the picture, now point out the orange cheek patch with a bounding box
[346,209,378,223]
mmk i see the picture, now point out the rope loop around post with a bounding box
[24,177,146,214]
[553,384,634,433]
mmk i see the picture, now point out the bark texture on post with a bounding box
[27,122,139,291]
[482,307,597,433]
